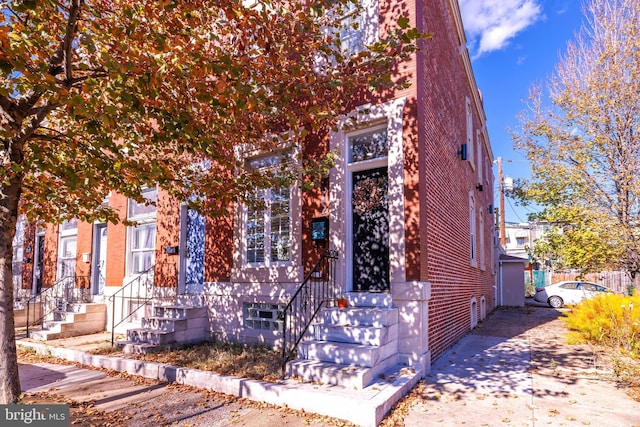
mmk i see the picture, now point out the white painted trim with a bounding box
[330,97,407,292]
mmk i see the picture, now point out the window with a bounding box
[469,192,477,267]
[476,130,483,184]
[331,0,379,55]
[349,127,388,163]
[244,302,285,331]
[129,223,156,273]
[127,187,157,275]
[516,236,527,246]
[479,211,485,271]
[128,187,158,219]
[57,235,77,279]
[12,216,26,291]
[465,97,475,167]
[57,219,78,279]
[245,155,292,265]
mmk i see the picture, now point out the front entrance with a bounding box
[351,167,390,292]
[32,233,44,294]
[179,206,205,294]
[91,223,107,295]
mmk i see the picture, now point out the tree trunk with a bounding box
[0,176,23,404]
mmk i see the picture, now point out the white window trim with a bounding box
[466,97,475,169]
[231,148,303,284]
[479,210,486,271]
[330,97,407,290]
[336,0,379,55]
[469,191,477,268]
[244,184,293,268]
[125,187,158,277]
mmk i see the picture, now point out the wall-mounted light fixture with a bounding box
[457,144,467,160]
[487,204,493,214]
[476,184,483,192]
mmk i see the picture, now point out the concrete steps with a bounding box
[28,303,106,341]
[287,293,399,389]
[118,304,209,354]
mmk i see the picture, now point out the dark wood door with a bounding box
[351,167,390,292]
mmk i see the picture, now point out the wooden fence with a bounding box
[548,271,632,295]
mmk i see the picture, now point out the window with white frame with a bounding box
[469,192,477,267]
[479,211,486,271]
[127,187,157,275]
[12,215,26,291]
[57,219,78,279]
[331,0,379,55]
[476,130,483,185]
[466,97,475,168]
[245,154,292,266]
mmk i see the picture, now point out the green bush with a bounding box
[563,293,640,358]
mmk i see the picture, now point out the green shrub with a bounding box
[563,293,640,358]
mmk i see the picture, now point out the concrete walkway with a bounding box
[17,304,640,426]
[403,305,640,426]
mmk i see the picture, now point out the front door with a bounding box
[91,223,107,295]
[351,167,390,292]
[179,206,205,294]
[32,234,44,294]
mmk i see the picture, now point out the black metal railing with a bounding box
[25,275,91,337]
[109,262,177,346]
[281,250,338,378]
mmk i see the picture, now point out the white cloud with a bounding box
[459,0,543,57]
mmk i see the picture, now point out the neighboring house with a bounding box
[15,0,496,381]
[502,221,549,260]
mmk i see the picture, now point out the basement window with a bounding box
[243,302,285,331]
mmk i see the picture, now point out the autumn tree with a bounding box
[0,0,422,404]
[513,0,640,286]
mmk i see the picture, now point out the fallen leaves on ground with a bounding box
[19,392,130,426]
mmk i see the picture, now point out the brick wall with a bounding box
[416,0,496,360]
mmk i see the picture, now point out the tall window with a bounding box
[127,187,157,274]
[57,219,78,279]
[12,215,26,292]
[331,0,379,55]
[479,211,486,271]
[469,192,477,267]
[245,155,291,265]
[466,97,475,167]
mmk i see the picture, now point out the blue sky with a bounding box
[458,0,585,223]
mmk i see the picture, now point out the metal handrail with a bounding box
[109,262,177,346]
[280,250,338,378]
[25,275,91,337]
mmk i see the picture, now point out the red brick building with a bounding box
[15,0,496,379]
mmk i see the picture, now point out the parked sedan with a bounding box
[534,281,612,308]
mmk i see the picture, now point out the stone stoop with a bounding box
[28,303,107,341]
[287,293,399,389]
[118,304,210,354]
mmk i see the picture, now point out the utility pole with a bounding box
[498,156,506,247]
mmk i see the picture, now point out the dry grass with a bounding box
[88,341,283,383]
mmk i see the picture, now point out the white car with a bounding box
[534,281,612,308]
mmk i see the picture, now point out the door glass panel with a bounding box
[351,167,390,292]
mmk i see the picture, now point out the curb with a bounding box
[17,340,421,426]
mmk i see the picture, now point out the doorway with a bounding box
[32,233,44,294]
[91,223,107,295]
[179,206,205,294]
[351,166,390,292]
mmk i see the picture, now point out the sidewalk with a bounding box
[402,304,640,426]
[17,304,640,426]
